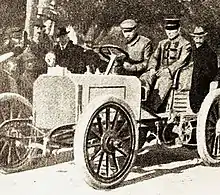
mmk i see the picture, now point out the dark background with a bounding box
[0,0,219,51]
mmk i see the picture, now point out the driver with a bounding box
[118,19,153,77]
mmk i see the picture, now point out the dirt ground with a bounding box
[0,145,219,195]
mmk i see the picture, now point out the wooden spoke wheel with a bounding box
[197,89,220,166]
[74,96,138,189]
[0,93,33,171]
[0,93,32,123]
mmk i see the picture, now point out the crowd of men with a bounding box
[0,16,219,114]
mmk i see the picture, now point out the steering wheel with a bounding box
[99,44,129,75]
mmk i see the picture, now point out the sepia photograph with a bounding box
[0,0,219,194]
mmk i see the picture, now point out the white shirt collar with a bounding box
[59,42,68,50]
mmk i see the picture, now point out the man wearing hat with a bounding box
[29,17,53,77]
[118,19,152,77]
[189,26,218,113]
[140,18,192,112]
[54,27,86,74]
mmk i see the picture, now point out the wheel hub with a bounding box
[101,130,120,153]
[215,120,220,135]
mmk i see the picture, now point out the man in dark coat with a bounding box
[189,26,218,113]
[54,27,86,74]
[29,18,53,76]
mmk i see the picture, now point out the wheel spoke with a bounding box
[218,103,220,118]
[7,141,12,164]
[90,147,101,161]
[17,109,23,119]
[115,147,128,157]
[111,152,119,172]
[207,133,215,143]
[215,103,220,119]
[97,115,104,134]
[97,151,104,174]
[106,153,109,177]
[15,146,21,161]
[0,140,8,156]
[87,142,101,148]
[206,126,216,132]
[121,135,131,142]
[111,110,120,130]
[116,120,128,137]
[0,109,6,121]
[208,118,216,126]
[209,134,216,155]
[212,135,220,156]
[91,127,101,140]
[106,107,110,131]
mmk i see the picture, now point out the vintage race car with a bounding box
[0,45,218,189]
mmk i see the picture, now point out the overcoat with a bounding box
[117,34,152,77]
[54,41,86,74]
[140,35,192,111]
[189,41,218,113]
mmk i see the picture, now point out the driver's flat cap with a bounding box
[120,19,137,30]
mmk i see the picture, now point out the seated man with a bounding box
[189,27,218,113]
[117,19,153,77]
[140,18,192,112]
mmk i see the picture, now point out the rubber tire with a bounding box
[197,89,220,166]
[74,96,139,189]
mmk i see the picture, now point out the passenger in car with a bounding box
[140,18,192,112]
[118,19,153,77]
[189,26,218,113]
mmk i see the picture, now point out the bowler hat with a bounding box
[120,19,137,30]
[165,18,180,30]
[190,26,208,37]
[34,18,46,28]
[57,27,69,37]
